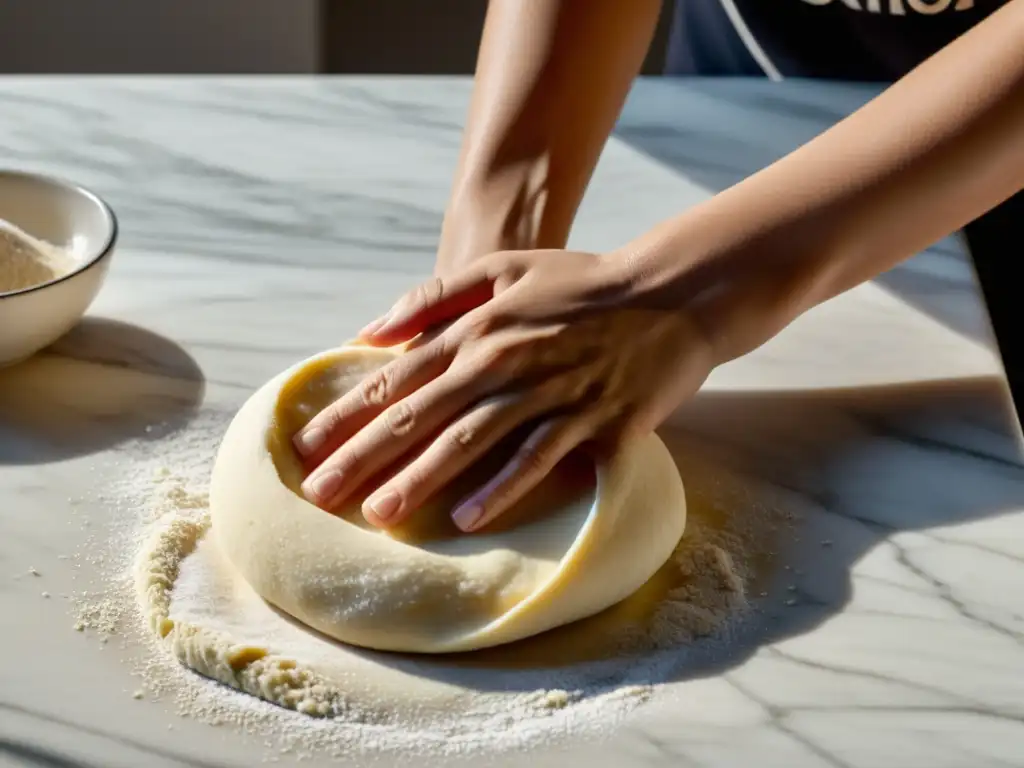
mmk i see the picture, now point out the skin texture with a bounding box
[295,0,1024,532]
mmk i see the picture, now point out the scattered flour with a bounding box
[0,218,76,294]
[70,410,793,763]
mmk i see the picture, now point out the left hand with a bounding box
[293,249,717,532]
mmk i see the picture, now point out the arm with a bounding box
[298,1,1024,530]
[436,0,661,274]
[625,0,1024,363]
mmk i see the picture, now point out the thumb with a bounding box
[358,269,494,345]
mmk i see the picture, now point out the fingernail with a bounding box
[365,490,401,521]
[293,426,326,456]
[452,503,483,532]
[304,470,344,504]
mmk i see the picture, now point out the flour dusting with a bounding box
[69,410,793,763]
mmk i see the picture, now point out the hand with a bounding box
[292,248,719,532]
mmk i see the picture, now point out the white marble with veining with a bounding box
[0,77,1021,768]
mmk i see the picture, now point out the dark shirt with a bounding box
[665,0,1006,80]
[664,0,1023,424]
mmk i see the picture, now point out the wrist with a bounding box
[612,196,834,365]
[435,193,538,277]
[436,160,576,276]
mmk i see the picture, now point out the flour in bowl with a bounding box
[0,218,76,294]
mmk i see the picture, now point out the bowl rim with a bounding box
[0,169,119,299]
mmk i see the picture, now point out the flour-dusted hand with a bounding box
[292,249,718,532]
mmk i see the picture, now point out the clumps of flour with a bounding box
[0,218,76,294]
[135,512,365,720]
[70,411,794,762]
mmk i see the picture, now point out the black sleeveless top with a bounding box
[665,0,1007,80]
[662,0,1024,426]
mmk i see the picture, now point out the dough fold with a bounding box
[210,345,686,653]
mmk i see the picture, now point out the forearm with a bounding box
[627,0,1024,362]
[437,0,661,272]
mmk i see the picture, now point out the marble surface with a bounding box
[0,77,1021,768]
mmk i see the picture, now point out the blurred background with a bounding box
[0,0,673,74]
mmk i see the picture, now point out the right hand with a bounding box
[297,246,718,532]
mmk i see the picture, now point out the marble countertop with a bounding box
[0,77,1021,768]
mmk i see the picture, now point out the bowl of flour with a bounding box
[0,169,117,367]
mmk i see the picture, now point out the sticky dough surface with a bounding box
[209,345,687,653]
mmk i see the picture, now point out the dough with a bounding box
[209,344,687,653]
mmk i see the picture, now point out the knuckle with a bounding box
[411,276,444,312]
[445,421,478,454]
[433,331,456,361]
[332,446,362,478]
[383,400,417,436]
[422,334,454,365]
[359,366,393,407]
[428,276,446,303]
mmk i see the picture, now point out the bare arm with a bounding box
[626,0,1024,363]
[436,0,662,274]
[297,0,1024,527]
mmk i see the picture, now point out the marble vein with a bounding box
[0,77,1021,768]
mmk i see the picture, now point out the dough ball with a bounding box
[209,345,686,653]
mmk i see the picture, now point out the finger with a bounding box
[292,340,449,463]
[358,269,494,345]
[450,415,597,533]
[361,388,564,528]
[299,363,486,510]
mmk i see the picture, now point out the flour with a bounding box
[0,219,76,294]
[71,410,792,763]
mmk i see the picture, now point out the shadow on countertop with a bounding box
[0,701,232,768]
[0,317,205,464]
[653,375,1024,677]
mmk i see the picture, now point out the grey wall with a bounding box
[321,0,672,75]
[0,0,670,75]
[0,0,320,73]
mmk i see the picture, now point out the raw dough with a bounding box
[209,344,687,653]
